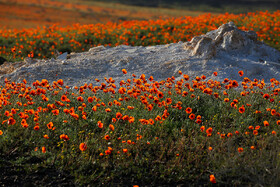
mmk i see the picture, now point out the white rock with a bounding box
[57,52,68,60]
[1,22,280,87]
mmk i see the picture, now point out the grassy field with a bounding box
[92,0,280,14]
[0,0,211,29]
[1,10,279,62]
[0,70,279,186]
[0,2,280,185]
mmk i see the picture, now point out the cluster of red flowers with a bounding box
[1,10,279,60]
[0,69,279,184]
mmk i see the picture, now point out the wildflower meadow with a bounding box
[1,11,280,61]
[0,10,280,186]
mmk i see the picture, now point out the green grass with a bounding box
[0,74,279,185]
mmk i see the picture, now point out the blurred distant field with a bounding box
[0,0,212,29]
[94,0,280,13]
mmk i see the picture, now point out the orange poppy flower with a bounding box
[77,96,84,102]
[122,115,130,121]
[127,106,135,110]
[271,109,276,115]
[206,127,213,134]
[104,135,110,140]
[196,119,202,124]
[34,125,39,131]
[57,79,64,86]
[60,134,69,141]
[109,124,115,131]
[147,104,153,111]
[209,175,216,183]
[88,97,94,103]
[7,118,16,125]
[105,108,112,112]
[52,109,59,115]
[47,122,54,129]
[239,106,245,113]
[185,107,192,114]
[79,143,87,151]
[116,112,122,119]
[157,92,164,98]
[263,121,269,127]
[230,102,236,108]
[82,115,87,120]
[238,147,244,153]
[189,113,195,120]
[61,95,67,101]
[105,150,111,155]
[224,98,229,102]
[227,133,233,138]
[112,118,117,123]
[43,134,49,139]
[263,94,270,99]
[238,70,244,77]
[97,121,103,128]
[200,126,205,132]
[92,106,97,112]
[42,147,46,153]
[122,69,127,74]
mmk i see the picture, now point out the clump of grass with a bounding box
[0,70,279,185]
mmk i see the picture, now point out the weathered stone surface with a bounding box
[56,52,68,60]
[185,22,274,60]
[0,22,280,87]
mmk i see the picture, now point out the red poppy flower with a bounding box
[238,70,244,76]
[263,121,269,127]
[109,124,115,131]
[97,121,103,128]
[104,135,110,140]
[47,122,54,129]
[34,125,40,131]
[239,106,245,114]
[263,94,270,99]
[185,107,192,114]
[238,147,244,153]
[88,97,94,103]
[42,147,46,153]
[122,69,127,74]
[206,127,213,134]
[209,175,216,183]
[116,112,122,119]
[189,113,195,120]
[79,143,87,151]
[77,96,84,102]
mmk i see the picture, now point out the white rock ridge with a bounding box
[0,22,280,87]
